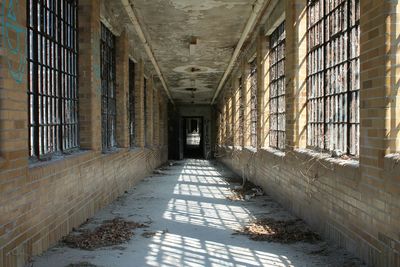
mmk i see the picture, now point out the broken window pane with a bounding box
[269,21,286,150]
[307,0,360,156]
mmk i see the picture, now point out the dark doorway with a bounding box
[183,117,204,159]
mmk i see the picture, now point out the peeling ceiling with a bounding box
[124,0,254,104]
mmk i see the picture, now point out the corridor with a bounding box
[1,0,399,266]
[33,160,363,267]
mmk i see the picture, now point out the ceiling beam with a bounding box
[121,0,175,104]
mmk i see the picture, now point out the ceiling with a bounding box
[127,0,255,104]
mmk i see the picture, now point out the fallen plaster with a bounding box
[33,159,365,267]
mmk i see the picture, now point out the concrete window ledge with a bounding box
[102,147,127,155]
[292,148,360,179]
[260,147,285,158]
[232,146,243,151]
[29,150,95,176]
[244,146,257,153]
[384,153,400,174]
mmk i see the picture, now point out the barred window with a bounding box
[28,0,79,159]
[307,0,360,156]
[144,78,148,147]
[237,77,244,145]
[250,59,258,148]
[269,21,286,150]
[129,60,136,147]
[100,23,117,151]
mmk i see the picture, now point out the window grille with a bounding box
[307,0,360,155]
[100,23,117,151]
[238,77,244,145]
[129,60,136,147]
[269,21,286,150]
[250,60,258,148]
[27,0,79,159]
[144,78,148,147]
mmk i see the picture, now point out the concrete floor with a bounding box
[33,159,364,267]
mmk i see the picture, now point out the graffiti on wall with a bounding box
[1,0,26,84]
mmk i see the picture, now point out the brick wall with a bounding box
[0,1,169,266]
[216,0,400,266]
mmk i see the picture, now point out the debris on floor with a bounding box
[227,181,264,201]
[153,169,168,175]
[235,217,320,243]
[141,231,157,238]
[65,262,98,267]
[63,218,149,250]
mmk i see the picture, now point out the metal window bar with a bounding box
[100,23,117,151]
[28,0,79,160]
[307,0,360,156]
[238,77,244,145]
[144,78,148,147]
[129,60,136,147]
[250,60,258,148]
[269,21,286,150]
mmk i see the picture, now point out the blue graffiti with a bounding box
[1,0,26,84]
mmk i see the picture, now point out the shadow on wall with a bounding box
[388,7,400,153]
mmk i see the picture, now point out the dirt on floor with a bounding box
[235,217,321,243]
[226,180,263,201]
[65,262,98,267]
[63,218,149,250]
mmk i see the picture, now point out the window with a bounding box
[238,77,244,145]
[250,59,258,148]
[307,0,360,156]
[28,0,79,159]
[269,21,286,150]
[129,60,136,147]
[100,23,117,151]
[144,78,148,147]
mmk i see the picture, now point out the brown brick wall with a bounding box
[0,1,169,266]
[216,1,400,266]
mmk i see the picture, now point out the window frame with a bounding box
[306,0,360,156]
[100,23,117,151]
[249,59,258,148]
[27,0,79,160]
[143,77,148,147]
[129,59,136,148]
[269,21,286,150]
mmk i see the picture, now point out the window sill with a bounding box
[260,147,285,158]
[102,147,124,155]
[384,153,400,174]
[29,150,93,170]
[293,148,359,171]
[244,146,257,153]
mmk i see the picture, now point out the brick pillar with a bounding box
[243,60,251,147]
[0,0,29,266]
[158,96,163,146]
[285,0,307,150]
[232,78,238,147]
[136,60,145,148]
[262,33,271,149]
[383,1,400,154]
[115,30,129,148]
[146,78,154,147]
[153,88,159,147]
[78,0,101,151]
[258,29,269,148]
[359,0,388,177]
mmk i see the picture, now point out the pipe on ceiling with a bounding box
[121,0,174,104]
[211,0,270,105]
